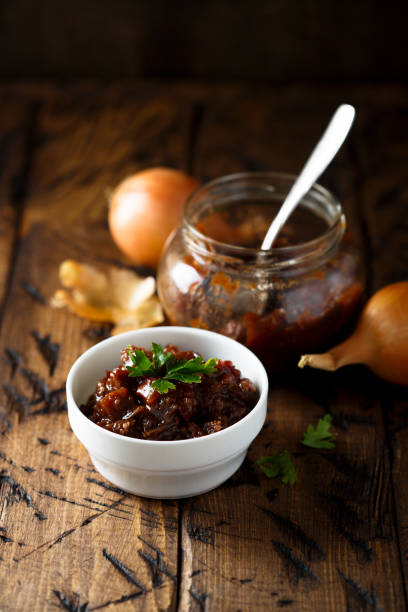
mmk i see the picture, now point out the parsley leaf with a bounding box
[126,345,155,377]
[256,450,297,485]
[126,343,218,394]
[151,341,173,370]
[151,378,176,394]
[166,356,218,383]
[301,414,336,449]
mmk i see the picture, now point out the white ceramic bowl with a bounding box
[66,326,268,499]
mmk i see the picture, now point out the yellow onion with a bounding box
[108,167,199,269]
[299,281,408,385]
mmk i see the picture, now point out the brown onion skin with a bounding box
[108,167,199,269]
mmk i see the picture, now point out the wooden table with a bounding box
[0,81,407,611]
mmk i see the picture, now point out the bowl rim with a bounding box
[66,326,269,447]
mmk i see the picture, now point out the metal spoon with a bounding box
[260,104,356,251]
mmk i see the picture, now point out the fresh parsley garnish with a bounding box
[301,414,336,449]
[126,343,218,394]
[256,450,297,485]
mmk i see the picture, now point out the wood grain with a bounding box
[0,82,197,611]
[0,92,31,308]
[0,82,407,611]
[179,85,407,610]
[353,98,408,602]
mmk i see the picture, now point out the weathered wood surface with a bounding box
[0,82,407,611]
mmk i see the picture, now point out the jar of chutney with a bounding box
[157,172,363,372]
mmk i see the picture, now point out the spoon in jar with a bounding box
[260,104,356,251]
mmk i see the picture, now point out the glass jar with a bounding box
[157,172,364,372]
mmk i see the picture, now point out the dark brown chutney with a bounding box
[80,345,258,440]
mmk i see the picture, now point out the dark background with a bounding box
[0,0,406,82]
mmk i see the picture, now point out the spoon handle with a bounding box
[260,104,355,251]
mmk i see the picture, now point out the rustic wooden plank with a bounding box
[0,82,198,611]
[179,86,407,610]
[0,94,31,307]
[1,82,407,611]
[180,372,402,611]
[353,102,408,291]
[352,99,408,602]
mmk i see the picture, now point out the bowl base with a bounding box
[90,451,247,499]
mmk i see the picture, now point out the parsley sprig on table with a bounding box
[301,414,336,449]
[126,342,218,394]
[256,414,336,486]
[256,450,297,486]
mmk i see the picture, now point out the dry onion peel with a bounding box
[299,281,408,385]
[51,260,164,334]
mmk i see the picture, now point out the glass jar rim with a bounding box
[182,171,345,268]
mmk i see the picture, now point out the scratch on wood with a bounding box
[1,471,47,521]
[278,600,294,607]
[38,490,99,511]
[330,411,374,431]
[140,507,175,531]
[103,548,146,591]
[189,587,209,611]
[338,569,383,610]
[272,541,318,585]
[49,528,76,549]
[83,498,132,515]
[53,590,89,612]
[141,517,161,529]
[186,506,215,545]
[140,507,157,518]
[21,367,50,403]
[321,493,374,562]
[21,281,47,305]
[0,532,14,543]
[321,493,365,527]
[86,477,127,496]
[0,451,17,467]
[82,324,112,341]
[258,506,326,561]
[187,521,214,545]
[108,513,132,521]
[138,536,176,587]
[15,497,126,562]
[0,471,32,506]
[32,392,66,415]
[0,412,12,435]
[339,527,373,562]
[71,463,96,474]
[231,576,253,584]
[91,592,145,610]
[45,467,62,476]
[321,452,370,482]
[23,368,66,413]
[3,384,30,419]
[31,330,60,376]
[4,347,22,377]
[81,497,125,526]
